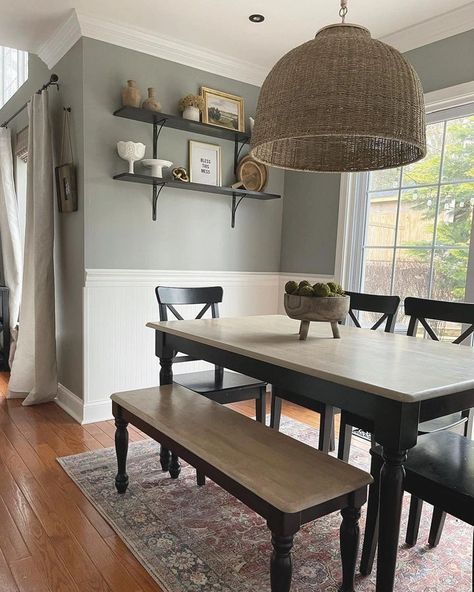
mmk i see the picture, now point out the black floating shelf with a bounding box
[114,106,250,143]
[114,173,280,227]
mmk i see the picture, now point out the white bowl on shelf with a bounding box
[142,159,173,178]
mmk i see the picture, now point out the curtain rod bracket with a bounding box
[1,74,60,127]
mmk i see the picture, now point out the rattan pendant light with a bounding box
[250,0,426,172]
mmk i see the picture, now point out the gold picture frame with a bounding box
[201,87,245,133]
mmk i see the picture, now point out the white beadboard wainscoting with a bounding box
[59,269,332,423]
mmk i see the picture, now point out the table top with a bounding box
[147,315,474,403]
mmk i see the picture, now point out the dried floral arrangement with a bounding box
[178,94,205,112]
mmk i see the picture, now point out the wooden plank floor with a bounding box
[0,373,356,592]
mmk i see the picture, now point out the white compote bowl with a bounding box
[117,141,146,173]
[142,159,174,178]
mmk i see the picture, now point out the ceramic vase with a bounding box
[142,88,162,112]
[117,141,146,173]
[121,80,141,108]
[182,106,200,121]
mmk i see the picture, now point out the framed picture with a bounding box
[201,87,245,133]
[189,140,222,186]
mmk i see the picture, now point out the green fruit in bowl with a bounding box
[312,282,331,297]
[298,285,314,297]
[327,282,338,293]
[299,280,311,288]
[285,280,298,294]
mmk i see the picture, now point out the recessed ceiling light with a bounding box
[249,14,265,23]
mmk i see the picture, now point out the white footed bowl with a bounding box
[142,159,173,178]
[117,141,146,173]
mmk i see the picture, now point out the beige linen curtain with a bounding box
[8,90,57,404]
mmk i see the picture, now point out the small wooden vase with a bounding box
[121,80,141,108]
[284,294,350,340]
[142,87,162,112]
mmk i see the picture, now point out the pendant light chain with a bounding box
[339,0,348,23]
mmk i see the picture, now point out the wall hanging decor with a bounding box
[121,80,141,108]
[189,140,222,186]
[201,87,245,133]
[142,87,162,112]
[250,0,426,172]
[117,140,146,173]
[55,107,78,213]
[178,94,205,121]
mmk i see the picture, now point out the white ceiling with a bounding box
[1,0,473,73]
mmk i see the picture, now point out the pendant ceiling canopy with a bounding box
[250,3,427,173]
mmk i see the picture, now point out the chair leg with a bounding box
[464,409,474,440]
[169,452,181,479]
[360,451,383,576]
[338,414,353,462]
[270,394,282,431]
[270,533,294,592]
[406,496,423,547]
[339,505,361,592]
[196,470,206,487]
[319,405,335,453]
[256,387,267,425]
[428,507,447,548]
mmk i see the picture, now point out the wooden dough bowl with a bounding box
[284,294,350,340]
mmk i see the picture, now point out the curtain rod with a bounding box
[1,74,59,128]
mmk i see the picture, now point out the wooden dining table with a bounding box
[147,314,474,592]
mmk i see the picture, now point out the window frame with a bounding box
[0,46,28,108]
[335,81,474,306]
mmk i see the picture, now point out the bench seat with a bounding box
[111,384,372,592]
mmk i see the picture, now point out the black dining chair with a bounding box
[360,296,474,577]
[270,291,400,455]
[155,286,267,421]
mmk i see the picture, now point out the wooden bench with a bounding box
[111,384,372,592]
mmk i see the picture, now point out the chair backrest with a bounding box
[344,291,401,333]
[155,286,224,367]
[404,297,474,344]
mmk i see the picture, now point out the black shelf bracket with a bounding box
[231,193,247,228]
[152,183,165,221]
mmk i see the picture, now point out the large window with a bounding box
[347,107,474,336]
[0,46,28,108]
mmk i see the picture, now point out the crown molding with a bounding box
[425,81,474,112]
[37,10,82,69]
[77,11,266,86]
[36,5,473,83]
[380,3,474,52]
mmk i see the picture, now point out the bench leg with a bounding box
[339,505,361,592]
[270,534,294,592]
[256,387,267,425]
[319,404,335,453]
[360,451,383,576]
[405,496,423,547]
[114,418,129,494]
[270,394,282,431]
[337,414,352,462]
[169,452,181,479]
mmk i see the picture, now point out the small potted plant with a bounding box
[178,94,205,121]
[284,280,350,340]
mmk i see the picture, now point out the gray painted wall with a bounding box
[280,29,474,275]
[82,38,284,271]
[0,44,85,397]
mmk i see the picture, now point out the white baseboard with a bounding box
[56,383,85,423]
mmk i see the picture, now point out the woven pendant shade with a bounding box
[250,24,426,172]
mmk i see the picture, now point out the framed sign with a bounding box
[201,87,245,133]
[189,141,222,186]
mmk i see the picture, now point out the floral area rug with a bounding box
[58,417,472,592]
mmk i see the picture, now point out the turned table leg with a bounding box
[114,416,129,494]
[270,534,294,592]
[376,448,407,592]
